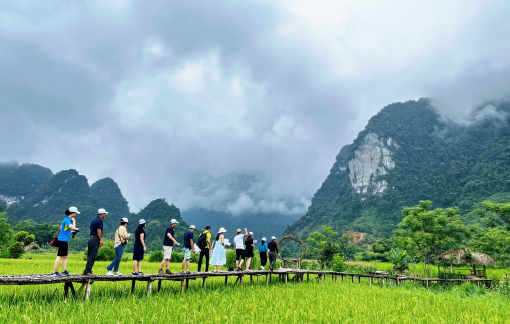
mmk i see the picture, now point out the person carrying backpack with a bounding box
[197,226,211,272]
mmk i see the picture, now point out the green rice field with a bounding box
[1,254,510,323]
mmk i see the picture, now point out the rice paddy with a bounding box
[1,254,510,323]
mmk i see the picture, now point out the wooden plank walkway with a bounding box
[0,270,493,300]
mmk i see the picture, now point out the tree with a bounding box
[306,226,342,268]
[0,218,13,250]
[475,201,510,230]
[394,200,467,277]
[388,248,410,276]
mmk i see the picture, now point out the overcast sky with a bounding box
[1,0,510,213]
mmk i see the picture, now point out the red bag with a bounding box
[50,226,61,247]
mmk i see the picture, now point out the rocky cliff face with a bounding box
[347,132,399,199]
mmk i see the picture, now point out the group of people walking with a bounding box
[51,207,281,276]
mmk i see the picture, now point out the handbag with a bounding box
[50,226,61,247]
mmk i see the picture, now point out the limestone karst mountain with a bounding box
[285,98,510,239]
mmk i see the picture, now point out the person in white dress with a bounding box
[210,228,227,272]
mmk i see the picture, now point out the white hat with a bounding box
[271,236,277,240]
[170,219,179,224]
[248,232,254,236]
[121,217,129,223]
[97,208,108,215]
[69,206,80,214]
[189,225,195,229]
[218,227,227,233]
[139,219,146,224]
[262,237,266,241]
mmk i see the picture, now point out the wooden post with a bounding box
[426,279,429,289]
[225,276,228,286]
[285,274,288,284]
[69,282,76,297]
[250,275,253,284]
[64,282,70,299]
[185,279,189,290]
[351,275,354,284]
[181,280,185,292]
[307,273,309,282]
[147,280,152,297]
[76,282,87,298]
[240,275,243,286]
[131,280,136,294]
[358,276,361,284]
[85,280,93,300]
[202,278,207,289]
[413,279,416,286]
[342,275,344,283]
[335,275,338,282]
[157,280,162,292]
[266,274,269,286]
[369,277,372,286]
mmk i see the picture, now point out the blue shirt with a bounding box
[183,230,194,249]
[258,242,268,253]
[58,216,72,242]
[163,226,175,247]
[89,216,104,236]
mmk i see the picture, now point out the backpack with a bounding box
[197,231,208,249]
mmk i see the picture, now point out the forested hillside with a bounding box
[285,98,510,239]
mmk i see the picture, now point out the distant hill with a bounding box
[285,98,510,239]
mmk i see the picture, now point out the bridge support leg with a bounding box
[131,280,136,294]
[185,279,189,290]
[358,276,361,284]
[266,274,269,286]
[369,277,372,286]
[181,280,185,292]
[85,280,93,300]
[203,278,207,289]
[307,273,309,282]
[225,276,228,286]
[147,280,152,297]
[158,279,162,292]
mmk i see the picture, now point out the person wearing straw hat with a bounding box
[106,217,131,275]
[258,237,269,270]
[233,228,249,271]
[83,208,108,276]
[180,225,196,274]
[132,219,147,275]
[268,236,280,271]
[244,231,255,271]
[158,219,179,275]
[51,207,79,276]
[210,227,227,272]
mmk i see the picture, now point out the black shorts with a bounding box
[57,241,69,257]
[245,249,254,258]
[236,249,245,261]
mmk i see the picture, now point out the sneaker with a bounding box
[106,271,113,276]
[62,270,70,276]
[165,269,172,275]
[237,267,242,271]
[158,269,164,275]
[132,272,139,276]
[50,272,62,277]
[115,272,122,276]
[260,266,264,270]
[138,271,144,275]
[269,265,273,271]
[186,271,191,274]
[82,272,96,276]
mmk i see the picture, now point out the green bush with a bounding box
[83,240,116,261]
[8,242,24,259]
[225,249,262,270]
[332,254,346,272]
[13,231,29,243]
[170,252,184,263]
[148,250,163,263]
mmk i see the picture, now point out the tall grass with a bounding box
[1,254,510,323]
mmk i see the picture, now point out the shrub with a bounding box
[83,240,116,261]
[13,231,29,243]
[171,252,184,263]
[332,254,346,272]
[149,250,164,263]
[8,242,24,259]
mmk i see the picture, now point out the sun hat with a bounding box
[236,229,242,233]
[248,232,254,236]
[262,237,266,241]
[271,236,277,240]
[121,217,129,223]
[139,219,146,224]
[69,206,80,214]
[97,208,108,215]
[218,227,227,233]
[170,219,179,224]
[189,225,196,229]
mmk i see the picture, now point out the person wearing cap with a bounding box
[83,208,108,276]
[233,228,249,271]
[181,225,196,274]
[106,217,131,275]
[258,237,269,270]
[197,226,212,272]
[210,228,227,272]
[132,219,147,275]
[244,231,255,271]
[268,236,280,271]
[51,207,79,276]
[158,219,179,275]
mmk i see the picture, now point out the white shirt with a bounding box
[233,234,245,250]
